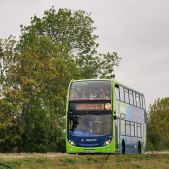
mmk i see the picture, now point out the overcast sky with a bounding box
[0,0,169,107]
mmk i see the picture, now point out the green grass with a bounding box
[0,154,169,169]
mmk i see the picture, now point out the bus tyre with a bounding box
[138,141,141,154]
[122,140,125,154]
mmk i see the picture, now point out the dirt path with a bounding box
[0,153,71,159]
[0,151,169,160]
[145,151,169,154]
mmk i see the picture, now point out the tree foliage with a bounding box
[147,97,169,150]
[18,7,121,78]
[0,7,121,152]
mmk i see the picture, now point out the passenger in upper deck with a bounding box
[81,90,88,99]
[99,89,106,99]
[70,89,80,100]
[99,89,110,100]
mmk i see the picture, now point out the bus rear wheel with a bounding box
[138,141,141,154]
[122,140,125,154]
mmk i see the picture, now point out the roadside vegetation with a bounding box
[0,154,169,169]
[147,97,169,151]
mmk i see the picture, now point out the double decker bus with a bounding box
[66,79,146,154]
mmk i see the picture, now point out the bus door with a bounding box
[115,100,120,152]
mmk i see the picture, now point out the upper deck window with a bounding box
[69,81,111,101]
[133,92,136,106]
[136,93,141,107]
[140,95,143,108]
[142,95,146,109]
[115,86,120,100]
[124,88,129,103]
[129,90,134,105]
[119,86,124,102]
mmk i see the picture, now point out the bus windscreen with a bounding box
[69,114,112,137]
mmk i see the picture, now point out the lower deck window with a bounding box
[137,124,141,137]
[126,121,130,136]
[130,122,135,136]
[121,120,143,138]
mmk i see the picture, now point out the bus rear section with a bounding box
[66,80,116,153]
[114,84,146,154]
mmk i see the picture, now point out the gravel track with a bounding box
[0,151,169,159]
[0,153,71,159]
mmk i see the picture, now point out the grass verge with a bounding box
[0,154,169,169]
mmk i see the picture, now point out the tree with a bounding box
[0,37,23,152]
[147,97,169,150]
[0,35,80,152]
[18,7,121,78]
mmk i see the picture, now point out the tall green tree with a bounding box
[18,7,121,78]
[147,97,169,150]
[2,35,79,152]
[0,36,23,152]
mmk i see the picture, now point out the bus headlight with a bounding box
[104,140,111,145]
[69,140,76,146]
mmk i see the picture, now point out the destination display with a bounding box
[75,103,105,111]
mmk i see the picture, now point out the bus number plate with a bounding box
[84,149,96,153]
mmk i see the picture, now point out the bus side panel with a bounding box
[117,101,146,154]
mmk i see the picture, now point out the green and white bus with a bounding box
[66,79,146,154]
